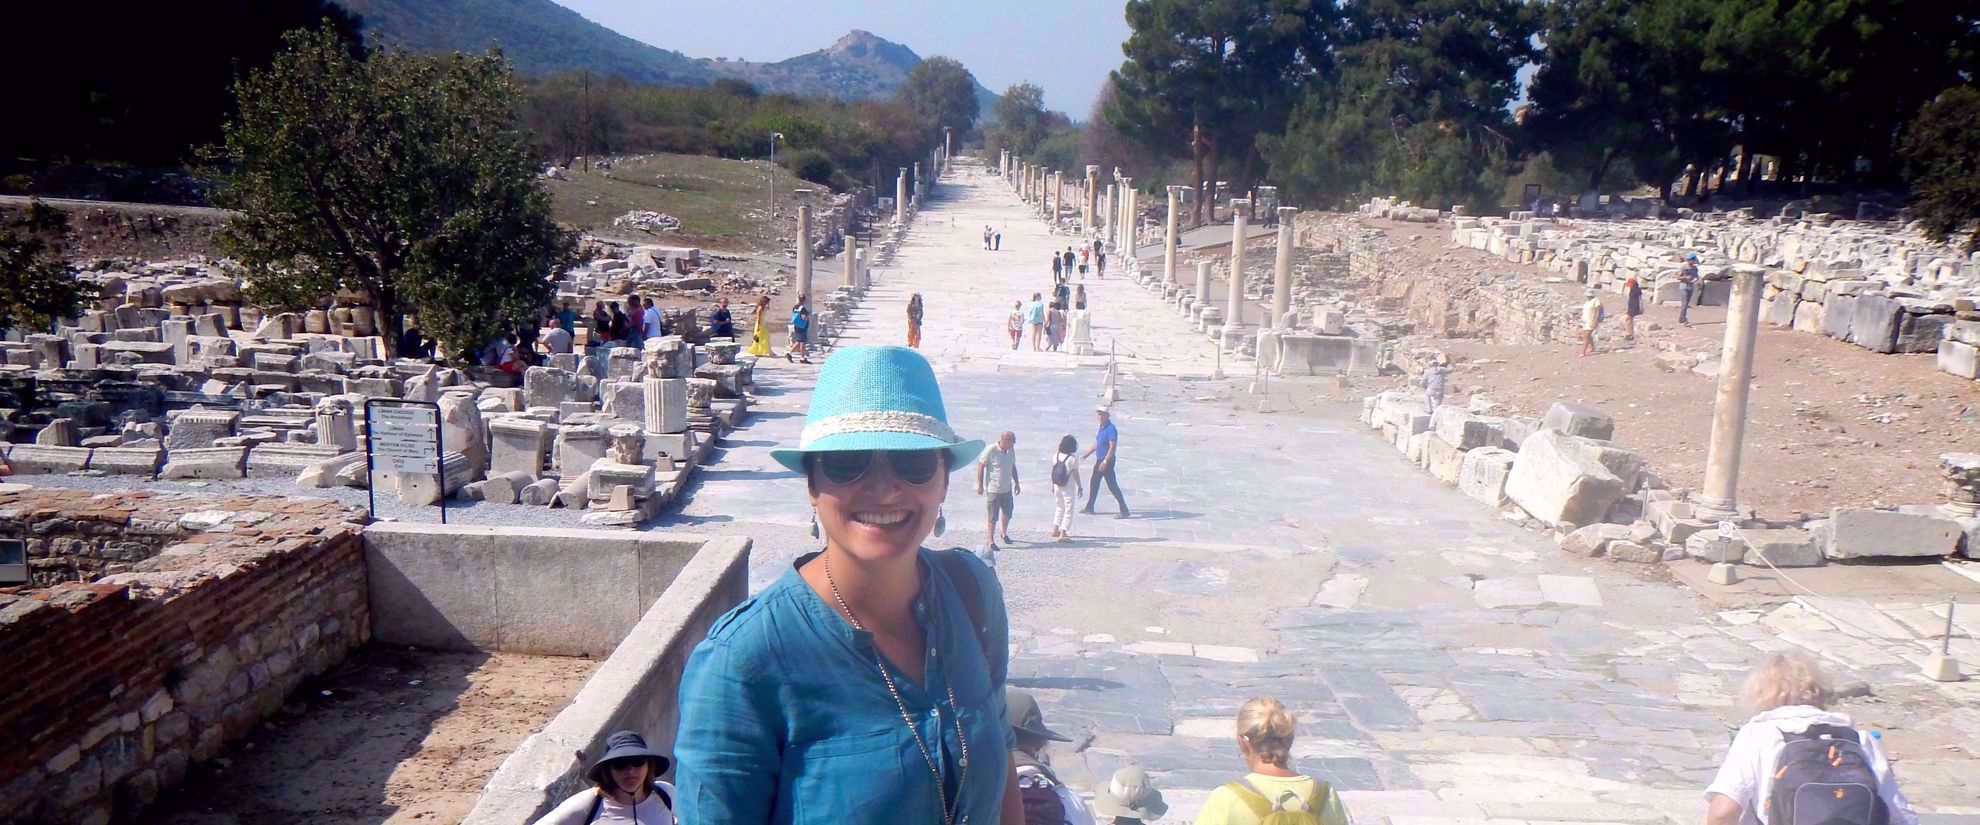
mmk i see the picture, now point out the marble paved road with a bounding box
[658,166,1980,824]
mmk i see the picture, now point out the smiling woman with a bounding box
[673,346,1020,825]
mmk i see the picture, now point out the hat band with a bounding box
[799,410,958,449]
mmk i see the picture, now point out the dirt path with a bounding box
[1357,218,1980,518]
[148,645,596,825]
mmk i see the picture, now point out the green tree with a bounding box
[988,83,1052,157]
[210,29,578,360]
[896,56,981,137]
[1901,85,1980,251]
[0,202,98,333]
[1109,0,1345,223]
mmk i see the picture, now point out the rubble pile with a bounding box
[611,210,682,233]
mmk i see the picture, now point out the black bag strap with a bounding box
[934,550,998,674]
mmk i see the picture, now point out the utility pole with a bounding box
[578,70,591,173]
[767,132,783,220]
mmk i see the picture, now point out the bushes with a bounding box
[783,149,836,186]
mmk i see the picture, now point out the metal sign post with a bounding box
[364,399,447,524]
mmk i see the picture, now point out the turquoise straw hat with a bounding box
[770,346,985,474]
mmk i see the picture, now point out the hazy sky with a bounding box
[552,0,1131,115]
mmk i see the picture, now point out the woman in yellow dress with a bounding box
[746,294,773,357]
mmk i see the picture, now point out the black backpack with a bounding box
[586,782,672,822]
[1050,456,1070,486]
[1766,725,1889,825]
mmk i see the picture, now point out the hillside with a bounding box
[336,0,997,110]
[336,0,713,85]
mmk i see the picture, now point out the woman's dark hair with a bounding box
[1058,435,1077,454]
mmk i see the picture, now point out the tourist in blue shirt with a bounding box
[675,346,1021,825]
[1081,406,1130,518]
[785,295,812,364]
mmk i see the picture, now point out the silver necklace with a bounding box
[824,554,970,825]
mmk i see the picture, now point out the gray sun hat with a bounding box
[1091,766,1169,820]
[586,730,671,785]
[1007,689,1071,742]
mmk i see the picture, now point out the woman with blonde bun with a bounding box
[1192,697,1347,825]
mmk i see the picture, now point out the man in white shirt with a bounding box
[543,322,573,355]
[975,431,1019,550]
[642,298,663,341]
[1580,289,1602,357]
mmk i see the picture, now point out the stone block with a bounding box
[487,417,549,477]
[1498,416,1539,450]
[554,424,610,476]
[1764,294,1798,327]
[1541,401,1615,440]
[1940,340,1980,380]
[1561,523,1630,556]
[1605,540,1662,564]
[1896,312,1950,354]
[1848,293,1903,352]
[160,447,247,479]
[599,381,644,421]
[1424,435,1465,484]
[1685,530,1743,563]
[1431,407,1503,450]
[1457,447,1516,505]
[1504,430,1627,529]
[1738,527,1822,567]
[1825,508,1962,559]
[6,445,92,474]
[1405,431,1430,465]
[1792,299,1825,334]
[89,446,163,477]
[1821,294,1857,340]
[587,461,655,501]
[399,451,474,506]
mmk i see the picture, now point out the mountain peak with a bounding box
[819,29,921,71]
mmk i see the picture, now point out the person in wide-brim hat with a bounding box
[1092,766,1169,821]
[534,729,676,825]
[675,346,1014,825]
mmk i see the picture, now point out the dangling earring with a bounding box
[809,506,821,540]
[933,507,947,537]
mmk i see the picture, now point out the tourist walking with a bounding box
[1053,252,1064,281]
[1421,355,1451,411]
[624,296,645,350]
[994,231,1002,251]
[1075,285,1087,310]
[785,295,811,364]
[1049,435,1083,541]
[1027,292,1047,351]
[709,297,736,340]
[1191,696,1349,825]
[1092,767,1166,824]
[1081,407,1129,518]
[975,431,1019,551]
[1010,690,1098,825]
[746,295,773,358]
[907,292,925,349]
[588,304,611,347]
[1097,249,1107,277]
[1063,248,1078,279]
[1705,653,1917,825]
[1047,303,1067,352]
[643,297,665,341]
[532,730,676,825]
[556,300,578,337]
[1677,253,1700,326]
[1623,277,1643,340]
[674,346,1013,825]
[1009,301,1024,350]
[1580,289,1603,357]
[608,302,632,346]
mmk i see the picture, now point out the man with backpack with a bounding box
[1706,654,1917,825]
[1009,690,1096,825]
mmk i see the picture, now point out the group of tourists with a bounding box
[973,406,1129,557]
[984,225,1004,250]
[1049,240,1108,281]
[1573,251,1705,357]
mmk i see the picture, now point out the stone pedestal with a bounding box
[555,424,610,476]
[1069,310,1095,356]
[167,407,239,450]
[489,417,549,477]
[316,400,357,451]
[1695,268,1764,521]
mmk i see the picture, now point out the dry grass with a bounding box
[545,153,821,252]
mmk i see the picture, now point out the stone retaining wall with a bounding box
[0,489,367,825]
[1309,215,1581,347]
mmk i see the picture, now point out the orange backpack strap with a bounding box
[1226,779,1274,818]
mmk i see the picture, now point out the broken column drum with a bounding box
[644,378,688,434]
[1227,199,1252,327]
[1272,207,1300,328]
[842,234,858,287]
[1694,267,1764,521]
[1940,453,1980,518]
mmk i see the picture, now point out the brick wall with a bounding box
[0,489,368,825]
[1,495,193,586]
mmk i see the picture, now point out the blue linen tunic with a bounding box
[675,549,1012,825]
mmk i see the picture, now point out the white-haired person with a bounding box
[1705,653,1917,825]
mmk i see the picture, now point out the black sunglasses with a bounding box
[812,450,943,487]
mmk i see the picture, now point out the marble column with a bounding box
[1227,199,1251,327]
[1195,261,1212,309]
[1694,268,1764,521]
[1103,184,1116,241]
[1272,207,1299,327]
[1163,185,1185,286]
[643,377,687,434]
[795,191,814,303]
[1084,165,1100,234]
[1053,172,1065,221]
[842,233,858,287]
[896,168,908,224]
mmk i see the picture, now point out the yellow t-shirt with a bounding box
[1193,773,1347,825]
